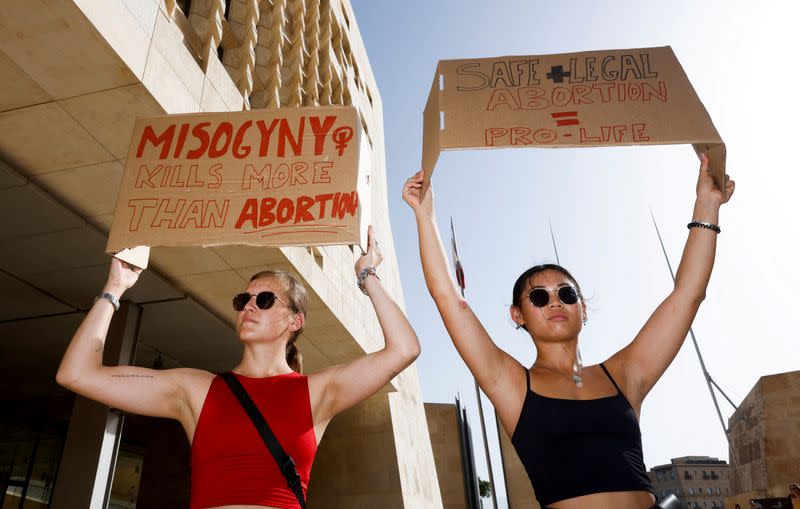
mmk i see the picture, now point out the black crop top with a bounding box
[510,363,654,506]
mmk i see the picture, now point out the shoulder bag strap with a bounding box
[220,372,307,509]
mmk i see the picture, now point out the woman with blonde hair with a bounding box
[57,227,419,509]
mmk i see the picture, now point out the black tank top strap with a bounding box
[599,362,622,394]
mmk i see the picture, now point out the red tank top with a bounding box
[191,372,317,509]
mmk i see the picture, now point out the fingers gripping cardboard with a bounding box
[421,46,726,193]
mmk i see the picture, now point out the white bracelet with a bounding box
[94,292,120,311]
[357,267,379,295]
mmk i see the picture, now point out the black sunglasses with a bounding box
[528,286,580,307]
[232,291,290,311]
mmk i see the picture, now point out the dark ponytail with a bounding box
[249,270,308,373]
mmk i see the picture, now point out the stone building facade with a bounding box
[0,1,442,507]
[725,370,800,508]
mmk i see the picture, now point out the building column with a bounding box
[51,301,142,509]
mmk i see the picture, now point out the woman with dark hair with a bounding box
[56,227,420,509]
[403,154,733,509]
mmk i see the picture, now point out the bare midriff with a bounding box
[206,505,285,509]
[548,490,655,509]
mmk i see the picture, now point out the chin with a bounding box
[236,332,262,343]
[237,332,282,345]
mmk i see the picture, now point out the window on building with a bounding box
[671,470,676,480]
[0,427,64,509]
[109,447,145,508]
[706,487,712,495]
[689,488,694,495]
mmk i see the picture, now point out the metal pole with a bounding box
[473,379,498,509]
[451,217,498,509]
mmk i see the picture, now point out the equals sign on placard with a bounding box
[551,111,579,138]
[551,111,580,126]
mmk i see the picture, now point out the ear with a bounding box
[581,300,587,320]
[509,305,524,328]
[289,312,305,332]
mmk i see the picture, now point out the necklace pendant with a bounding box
[572,374,583,387]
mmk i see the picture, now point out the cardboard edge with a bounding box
[693,142,727,198]
[113,245,150,269]
[355,113,371,253]
[420,64,442,196]
[663,46,727,197]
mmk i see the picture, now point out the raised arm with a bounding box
[56,258,191,421]
[608,154,735,405]
[402,171,522,405]
[310,226,421,423]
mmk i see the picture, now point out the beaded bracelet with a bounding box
[357,267,379,295]
[687,221,721,234]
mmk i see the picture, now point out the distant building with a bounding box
[497,416,539,509]
[724,370,800,508]
[648,456,730,509]
[425,400,482,509]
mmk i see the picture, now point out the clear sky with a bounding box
[350,0,799,506]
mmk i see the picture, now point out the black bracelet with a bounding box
[687,221,721,234]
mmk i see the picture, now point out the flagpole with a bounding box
[451,218,498,509]
[548,220,561,266]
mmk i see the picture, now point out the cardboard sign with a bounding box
[114,246,150,270]
[107,106,369,257]
[421,46,726,190]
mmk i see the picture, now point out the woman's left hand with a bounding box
[696,153,735,207]
[355,225,383,276]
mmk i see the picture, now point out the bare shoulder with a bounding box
[491,355,529,436]
[169,368,216,407]
[305,366,334,397]
[170,367,216,388]
[602,355,643,408]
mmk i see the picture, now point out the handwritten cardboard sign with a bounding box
[107,106,369,262]
[421,46,726,190]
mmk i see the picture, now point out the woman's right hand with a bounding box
[104,257,143,296]
[402,170,434,217]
